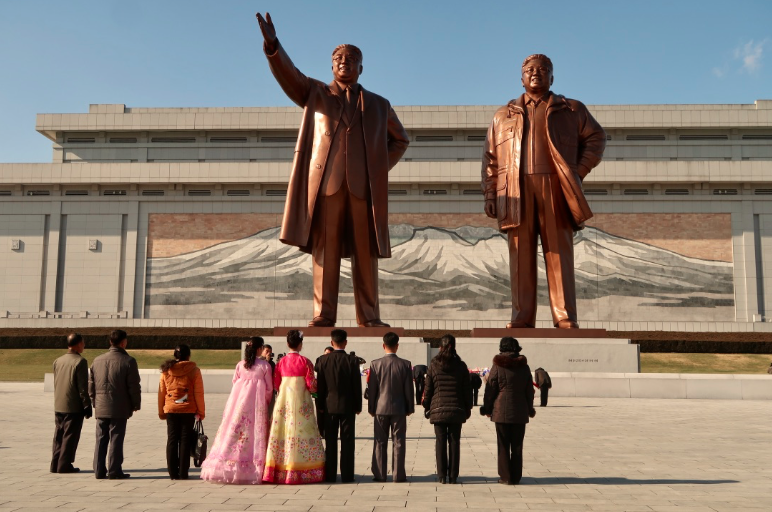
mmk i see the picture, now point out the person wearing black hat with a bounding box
[480,337,535,485]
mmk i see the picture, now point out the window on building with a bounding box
[151,137,196,143]
[141,190,165,196]
[210,137,248,143]
[187,190,212,196]
[626,134,666,141]
[110,138,138,143]
[623,189,649,195]
[679,134,728,141]
[712,189,738,195]
[226,190,250,196]
[388,189,408,196]
[64,190,89,196]
[664,189,690,195]
[584,189,609,196]
[415,135,453,142]
[103,190,127,196]
[423,189,448,195]
[265,189,287,196]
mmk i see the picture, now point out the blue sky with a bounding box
[0,0,770,162]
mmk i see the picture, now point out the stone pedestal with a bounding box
[455,336,640,373]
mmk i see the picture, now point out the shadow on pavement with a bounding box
[524,476,738,485]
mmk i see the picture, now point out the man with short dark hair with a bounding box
[260,344,276,375]
[89,329,141,479]
[367,332,414,482]
[51,333,92,473]
[316,329,362,482]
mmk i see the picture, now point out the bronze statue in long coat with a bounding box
[257,13,409,327]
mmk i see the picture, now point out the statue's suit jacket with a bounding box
[264,41,409,258]
[481,94,605,231]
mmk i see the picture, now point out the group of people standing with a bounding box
[51,329,540,486]
[51,330,141,479]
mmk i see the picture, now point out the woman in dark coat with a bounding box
[481,337,535,485]
[422,334,473,484]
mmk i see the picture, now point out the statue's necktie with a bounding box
[345,87,356,123]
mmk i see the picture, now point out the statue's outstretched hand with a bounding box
[256,12,277,48]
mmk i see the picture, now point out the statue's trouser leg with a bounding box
[534,174,577,326]
[311,184,379,324]
[507,174,577,326]
[312,189,344,323]
[347,191,380,325]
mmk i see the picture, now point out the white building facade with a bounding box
[1,101,771,332]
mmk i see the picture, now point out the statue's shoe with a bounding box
[308,316,335,327]
[361,319,390,328]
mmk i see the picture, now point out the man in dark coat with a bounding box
[51,333,92,473]
[481,337,535,485]
[316,330,362,483]
[469,371,483,406]
[412,364,428,405]
[367,332,414,482]
[88,330,141,479]
[257,12,409,328]
[534,367,552,407]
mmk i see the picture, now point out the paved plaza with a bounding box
[1,382,771,511]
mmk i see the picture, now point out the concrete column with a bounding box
[121,201,139,318]
[42,201,62,312]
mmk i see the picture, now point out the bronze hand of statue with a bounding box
[256,12,277,53]
[484,199,496,219]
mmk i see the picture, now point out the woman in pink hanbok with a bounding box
[200,337,273,484]
[263,330,325,484]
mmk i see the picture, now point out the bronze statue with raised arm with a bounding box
[256,13,409,328]
[481,54,606,329]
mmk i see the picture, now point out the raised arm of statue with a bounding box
[256,12,313,108]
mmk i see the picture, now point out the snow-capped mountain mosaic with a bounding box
[145,224,734,322]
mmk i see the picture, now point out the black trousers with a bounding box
[540,388,549,407]
[415,379,425,405]
[323,413,356,482]
[51,412,85,473]
[316,401,325,438]
[372,414,407,482]
[166,413,195,479]
[495,423,526,484]
[93,417,127,478]
[433,423,462,480]
[472,388,480,406]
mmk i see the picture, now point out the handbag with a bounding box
[191,419,208,467]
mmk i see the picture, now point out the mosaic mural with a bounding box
[144,213,734,322]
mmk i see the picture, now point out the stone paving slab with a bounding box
[1,382,771,511]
